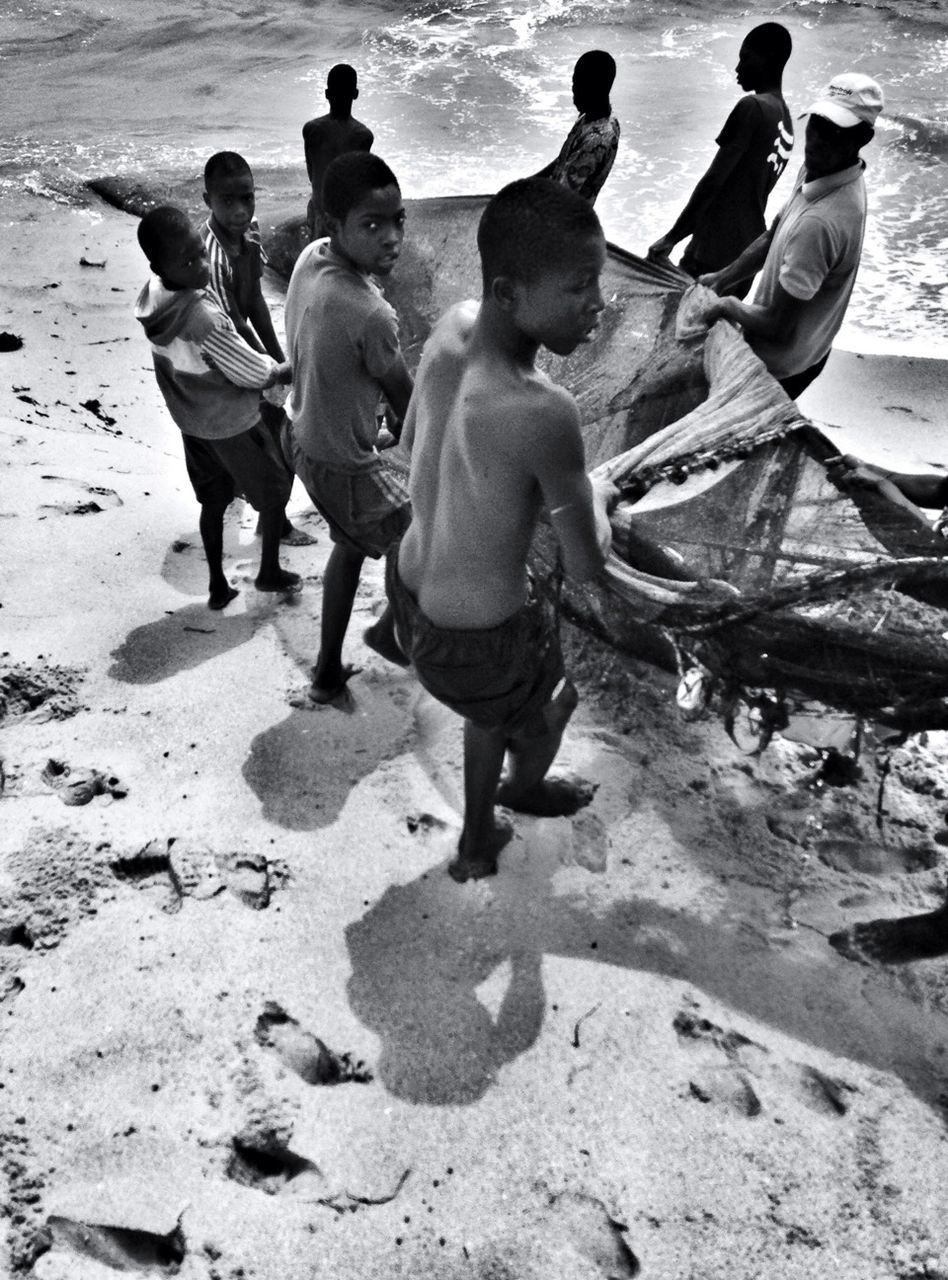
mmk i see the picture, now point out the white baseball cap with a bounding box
[806,72,884,128]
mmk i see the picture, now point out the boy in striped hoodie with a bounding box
[135,205,298,610]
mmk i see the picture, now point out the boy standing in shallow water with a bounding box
[387,178,616,882]
[135,206,299,609]
[202,150,312,546]
[303,64,374,241]
[283,152,413,703]
[533,51,620,206]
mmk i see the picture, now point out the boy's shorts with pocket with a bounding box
[283,425,410,559]
[182,420,293,512]
[385,549,565,738]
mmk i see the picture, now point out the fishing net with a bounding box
[374,198,948,728]
[90,178,948,728]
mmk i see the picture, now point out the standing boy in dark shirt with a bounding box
[648,23,793,297]
[303,64,374,241]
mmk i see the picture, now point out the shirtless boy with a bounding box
[135,206,298,609]
[303,64,374,241]
[387,178,616,882]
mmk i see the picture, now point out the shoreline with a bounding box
[799,346,948,471]
[5,192,948,1279]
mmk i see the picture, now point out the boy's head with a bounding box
[478,178,606,356]
[203,151,255,243]
[326,63,359,108]
[737,23,792,89]
[322,152,404,277]
[138,206,209,291]
[572,50,616,114]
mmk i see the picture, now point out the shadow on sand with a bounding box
[242,676,415,831]
[109,602,257,684]
[346,831,948,1114]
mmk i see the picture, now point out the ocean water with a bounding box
[1,0,946,355]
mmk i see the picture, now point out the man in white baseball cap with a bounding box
[698,70,884,399]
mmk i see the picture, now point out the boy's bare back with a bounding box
[398,302,595,630]
[303,115,374,203]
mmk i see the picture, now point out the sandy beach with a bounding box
[4,192,948,1279]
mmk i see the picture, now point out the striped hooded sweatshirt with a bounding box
[135,276,278,441]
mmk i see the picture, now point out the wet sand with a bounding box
[3,196,948,1279]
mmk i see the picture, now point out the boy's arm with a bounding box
[703,279,805,342]
[826,454,948,512]
[701,209,824,338]
[397,395,417,459]
[378,354,414,440]
[531,392,616,582]
[648,142,745,258]
[246,288,285,362]
[650,100,759,257]
[200,320,286,390]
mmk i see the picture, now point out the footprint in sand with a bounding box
[469,1187,640,1278]
[0,922,34,949]
[226,1137,321,1196]
[254,1001,371,1086]
[405,812,449,835]
[38,474,122,516]
[672,1008,857,1118]
[672,1009,773,1116]
[45,1214,185,1273]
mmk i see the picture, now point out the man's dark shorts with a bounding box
[386,550,566,738]
[283,423,410,558]
[778,352,830,401]
[182,420,293,511]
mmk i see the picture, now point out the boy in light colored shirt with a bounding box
[202,150,313,545]
[283,152,412,702]
[135,205,298,609]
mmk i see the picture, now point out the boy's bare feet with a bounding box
[209,582,239,610]
[281,525,318,547]
[256,515,317,545]
[363,620,410,667]
[497,773,597,817]
[830,903,948,965]
[448,820,514,883]
[254,568,301,593]
[308,661,361,704]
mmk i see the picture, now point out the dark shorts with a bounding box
[182,421,293,511]
[284,424,410,558]
[778,353,830,401]
[385,550,566,738]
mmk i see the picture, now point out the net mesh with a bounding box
[88,178,948,729]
